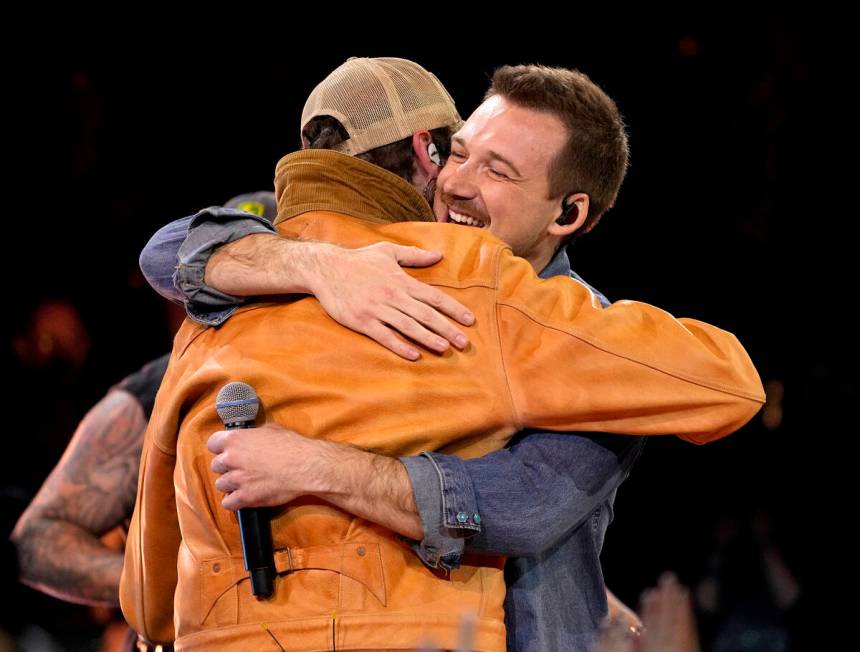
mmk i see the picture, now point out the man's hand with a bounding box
[604,588,644,640]
[207,422,423,539]
[206,235,475,361]
[207,422,333,511]
[309,242,475,361]
[595,573,701,652]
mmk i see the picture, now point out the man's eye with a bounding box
[450,150,466,160]
[488,168,509,180]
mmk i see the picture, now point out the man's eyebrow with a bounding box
[453,136,522,178]
[488,150,522,178]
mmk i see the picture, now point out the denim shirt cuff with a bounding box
[399,452,482,571]
[183,303,241,328]
[175,206,276,325]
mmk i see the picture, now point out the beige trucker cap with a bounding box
[301,57,463,156]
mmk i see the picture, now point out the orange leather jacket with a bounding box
[120,150,764,651]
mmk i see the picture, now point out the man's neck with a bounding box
[273,150,436,226]
[538,246,572,280]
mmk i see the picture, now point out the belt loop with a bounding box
[275,546,294,573]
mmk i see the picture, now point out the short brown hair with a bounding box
[302,116,453,184]
[486,65,630,234]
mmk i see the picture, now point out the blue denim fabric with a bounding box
[139,215,192,306]
[402,431,645,652]
[138,207,275,325]
[139,214,644,651]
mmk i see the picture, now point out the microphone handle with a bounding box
[226,420,276,599]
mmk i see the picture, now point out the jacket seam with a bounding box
[498,300,765,403]
[493,246,524,431]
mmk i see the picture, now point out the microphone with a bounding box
[215,381,275,599]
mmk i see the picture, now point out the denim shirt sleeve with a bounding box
[138,207,276,326]
[139,215,194,306]
[399,431,644,570]
[399,453,478,570]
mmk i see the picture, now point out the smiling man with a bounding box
[126,60,763,651]
[436,85,616,273]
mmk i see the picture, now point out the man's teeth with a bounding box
[449,210,486,227]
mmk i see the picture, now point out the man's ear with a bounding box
[547,193,590,237]
[412,131,440,179]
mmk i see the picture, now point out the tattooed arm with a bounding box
[11,389,146,607]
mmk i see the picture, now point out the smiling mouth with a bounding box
[447,208,488,228]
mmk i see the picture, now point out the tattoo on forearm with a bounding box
[12,389,147,606]
[14,517,125,606]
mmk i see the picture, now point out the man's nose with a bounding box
[442,161,478,200]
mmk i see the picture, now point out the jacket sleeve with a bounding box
[494,248,766,444]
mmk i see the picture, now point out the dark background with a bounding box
[3,23,851,649]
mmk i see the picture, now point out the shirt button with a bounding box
[357,546,366,557]
[456,512,468,523]
[212,563,221,573]
[473,513,481,524]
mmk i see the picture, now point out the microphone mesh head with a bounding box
[216,382,259,425]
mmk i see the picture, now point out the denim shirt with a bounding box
[139,208,276,325]
[139,209,646,651]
